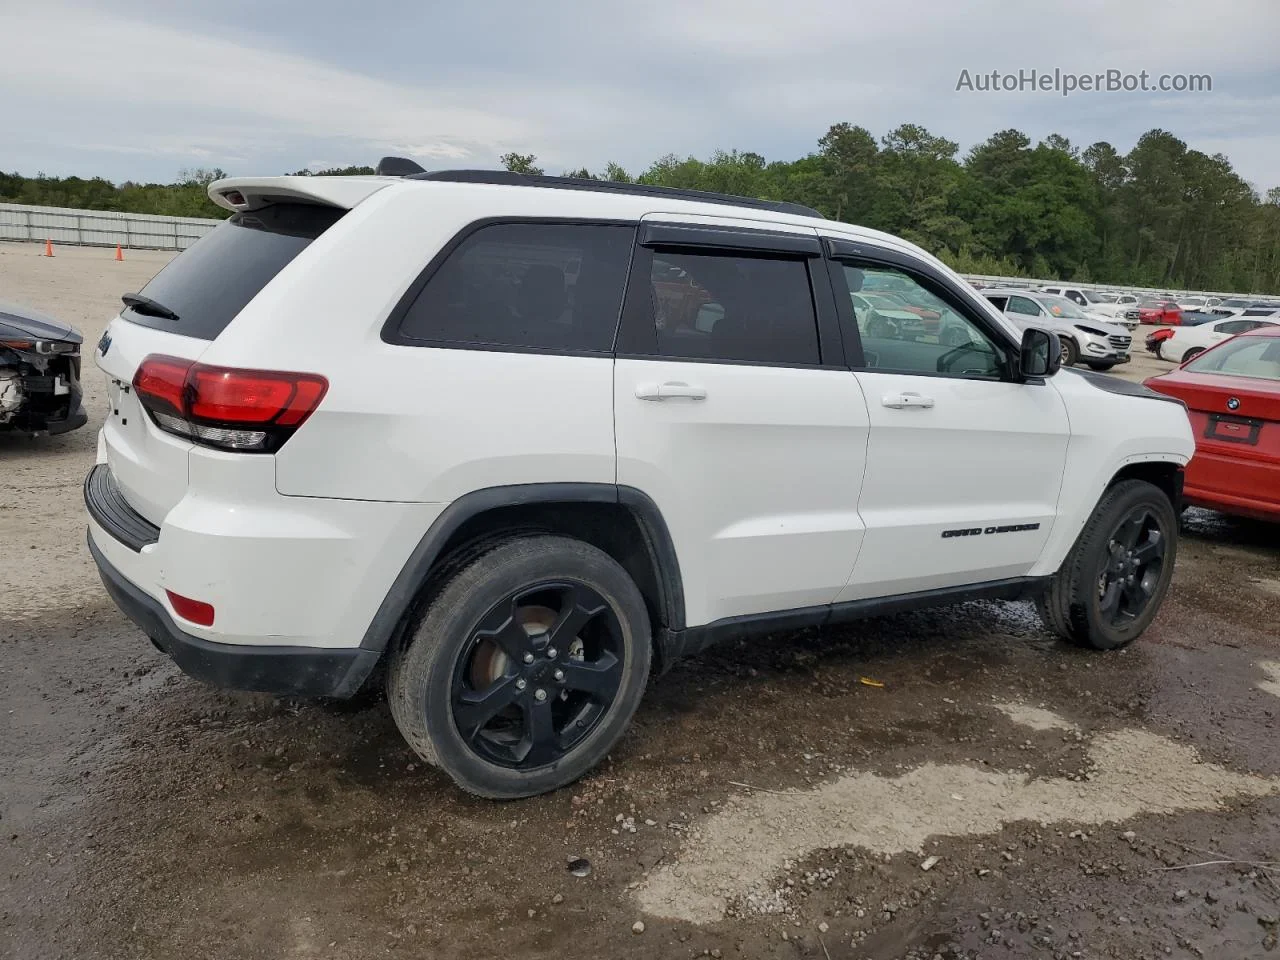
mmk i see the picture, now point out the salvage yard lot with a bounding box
[2,241,1279,960]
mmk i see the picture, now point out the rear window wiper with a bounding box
[122,293,180,321]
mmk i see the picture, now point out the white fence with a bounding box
[0,202,220,251]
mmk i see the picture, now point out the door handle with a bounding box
[882,392,935,409]
[635,381,707,401]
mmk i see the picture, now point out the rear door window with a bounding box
[123,203,344,340]
[395,222,634,352]
[633,250,820,365]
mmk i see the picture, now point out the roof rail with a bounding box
[406,169,824,219]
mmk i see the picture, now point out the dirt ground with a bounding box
[2,240,1279,960]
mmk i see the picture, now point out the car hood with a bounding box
[1008,313,1125,338]
[1073,316,1129,336]
[0,300,80,343]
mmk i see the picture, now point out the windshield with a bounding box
[1221,298,1250,308]
[1040,295,1088,319]
[1079,289,1101,303]
[1185,336,1280,381]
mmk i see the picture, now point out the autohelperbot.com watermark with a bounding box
[955,68,1212,97]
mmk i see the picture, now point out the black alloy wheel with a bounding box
[1035,479,1179,650]
[1096,506,1166,627]
[386,535,651,798]
[451,582,624,769]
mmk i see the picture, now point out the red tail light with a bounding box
[132,355,328,453]
[166,590,215,626]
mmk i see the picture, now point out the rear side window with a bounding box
[123,203,344,340]
[396,222,634,352]
[1006,296,1041,316]
[638,251,819,364]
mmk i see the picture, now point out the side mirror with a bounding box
[1019,327,1062,379]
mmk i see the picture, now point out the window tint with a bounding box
[1216,319,1252,334]
[124,203,345,340]
[398,222,634,352]
[838,263,1006,378]
[641,251,819,364]
[1006,296,1041,316]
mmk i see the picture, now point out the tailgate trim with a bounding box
[84,464,160,551]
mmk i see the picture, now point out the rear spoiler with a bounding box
[208,176,396,213]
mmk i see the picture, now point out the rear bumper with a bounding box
[84,453,444,648]
[88,532,379,697]
[1184,451,1280,522]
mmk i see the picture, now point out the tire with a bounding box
[1153,342,1164,360]
[1059,337,1079,367]
[1036,479,1178,650]
[387,535,652,799]
[1181,346,1205,364]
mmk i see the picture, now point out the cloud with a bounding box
[2,0,1277,190]
[0,4,535,167]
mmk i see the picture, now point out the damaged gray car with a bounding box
[0,300,87,436]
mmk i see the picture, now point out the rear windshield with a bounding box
[123,203,344,340]
[1185,336,1280,381]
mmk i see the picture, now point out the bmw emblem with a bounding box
[1226,397,1240,411]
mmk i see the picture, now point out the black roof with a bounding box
[373,158,822,219]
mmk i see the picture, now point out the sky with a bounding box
[2,0,1278,193]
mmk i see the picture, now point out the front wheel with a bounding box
[1060,337,1079,367]
[1036,479,1178,650]
[387,535,652,798]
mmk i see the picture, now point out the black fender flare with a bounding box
[357,483,685,653]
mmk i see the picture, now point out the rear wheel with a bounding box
[1059,337,1079,367]
[387,536,651,798]
[1036,480,1178,650]
[1181,346,1205,364]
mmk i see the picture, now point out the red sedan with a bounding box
[1144,326,1280,522]
[1139,300,1184,325]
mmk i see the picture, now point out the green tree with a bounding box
[499,152,543,175]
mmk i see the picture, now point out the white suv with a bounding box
[86,165,1195,798]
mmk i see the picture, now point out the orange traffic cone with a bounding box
[114,244,124,262]
[43,238,53,257]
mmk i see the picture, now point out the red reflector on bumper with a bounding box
[166,590,215,627]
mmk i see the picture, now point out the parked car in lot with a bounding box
[1036,285,1136,330]
[0,299,87,436]
[84,165,1194,798]
[1089,292,1143,326]
[850,292,930,340]
[1139,300,1184,325]
[1146,326,1280,522]
[1154,317,1280,363]
[1208,298,1258,317]
[981,289,1133,369]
